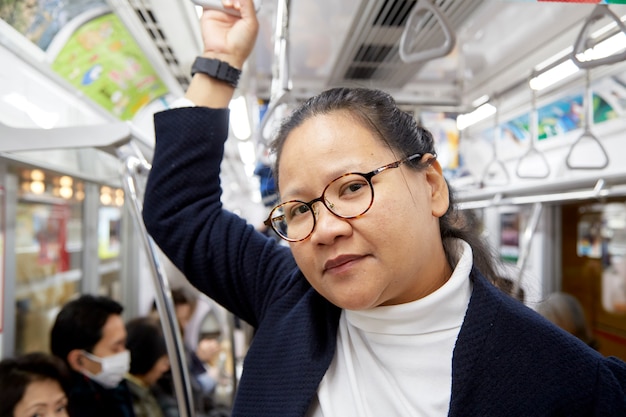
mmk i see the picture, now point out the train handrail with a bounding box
[571,4,626,70]
[119,145,196,417]
[515,87,551,179]
[480,98,510,187]
[257,0,292,145]
[565,69,609,170]
[515,202,543,295]
[0,121,131,153]
[399,0,456,64]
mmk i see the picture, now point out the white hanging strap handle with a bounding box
[399,0,456,64]
[481,98,510,186]
[565,70,609,170]
[572,4,626,69]
[516,88,551,179]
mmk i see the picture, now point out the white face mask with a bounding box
[81,350,130,389]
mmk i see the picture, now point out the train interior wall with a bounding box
[2,1,626,363]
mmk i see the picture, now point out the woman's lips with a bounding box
[323,254,363,272]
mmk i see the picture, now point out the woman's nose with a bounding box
[309,202,352,244]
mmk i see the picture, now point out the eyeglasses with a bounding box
[264,153,425,242]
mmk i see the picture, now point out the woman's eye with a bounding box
[290,203,311,219]
[340,180,367,197]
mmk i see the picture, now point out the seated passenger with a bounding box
[151,288,218,417]
[0,352,69,417]
[125,316,170,417]
[536,292,598,350]
[50,294,135,417]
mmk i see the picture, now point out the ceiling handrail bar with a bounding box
[515,86,551,179]
[257,0,291,145]
[565,69,609,170]
[457,179,624,210]
[118,146,196,417]
[480,98,510,187]
[399,0,456,64]
[571,4,626,70]
[0,121,132,154]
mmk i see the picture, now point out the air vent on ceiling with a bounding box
[127,0,191,90]
[332,0,482,88]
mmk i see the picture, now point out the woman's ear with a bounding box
[67,349,84,372]
[425,159,449,217]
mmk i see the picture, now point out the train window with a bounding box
[562,200,626,361]
[14,168,84,356]
[601,203,626,314]
[98,186,124,299]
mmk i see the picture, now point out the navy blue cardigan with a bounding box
[143,107,626,416]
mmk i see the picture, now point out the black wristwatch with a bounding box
[191,57,241,88]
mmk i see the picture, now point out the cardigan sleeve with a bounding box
[142,107,298,327]
[594,356,626,414]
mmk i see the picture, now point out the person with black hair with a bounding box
[0,352,69,417]
[142,1,626,415]
[150,288,219,417]
[125,317,170,417]
[50,294,135,417]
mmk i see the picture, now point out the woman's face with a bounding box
[278,111,451,309]
[13,379,68,417]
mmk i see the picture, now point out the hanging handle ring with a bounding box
[565,70,609,170]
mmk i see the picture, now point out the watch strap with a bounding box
[191,57,241,88]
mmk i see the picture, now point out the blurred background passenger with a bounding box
[126,317,170,417]
[50,294,135,417]
[0,352,69,417]
[151,288,217,417]
[536,292,598,350]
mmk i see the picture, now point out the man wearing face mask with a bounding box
[50,294,136,417]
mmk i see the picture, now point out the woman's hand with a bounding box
[186,0,259,107]
[199,0,259,69]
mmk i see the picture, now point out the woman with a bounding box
[0,352,69,417]
[142,0,626,415]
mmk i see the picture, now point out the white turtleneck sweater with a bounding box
[307,240,473,417]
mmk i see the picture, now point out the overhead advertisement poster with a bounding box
[50,12,168,120]
[0,0,107,51]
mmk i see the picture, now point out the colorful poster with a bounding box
[51,13,168,120]
[500,212,521,263]
[0,0,107,50]
[421,111,462,177]
[98,206,121,259]
[479,86,619,148]
[577,214,603,258]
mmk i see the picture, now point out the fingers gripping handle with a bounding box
[191,0,260,17]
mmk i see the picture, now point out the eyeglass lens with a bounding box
[269,173,374,241]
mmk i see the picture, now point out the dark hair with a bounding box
[50,294,124,363]
[269,87,501,283]
[0,352,69,417]
[151,287,197,312]
[126,317,168,375]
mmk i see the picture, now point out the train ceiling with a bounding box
[115,0,626,109]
